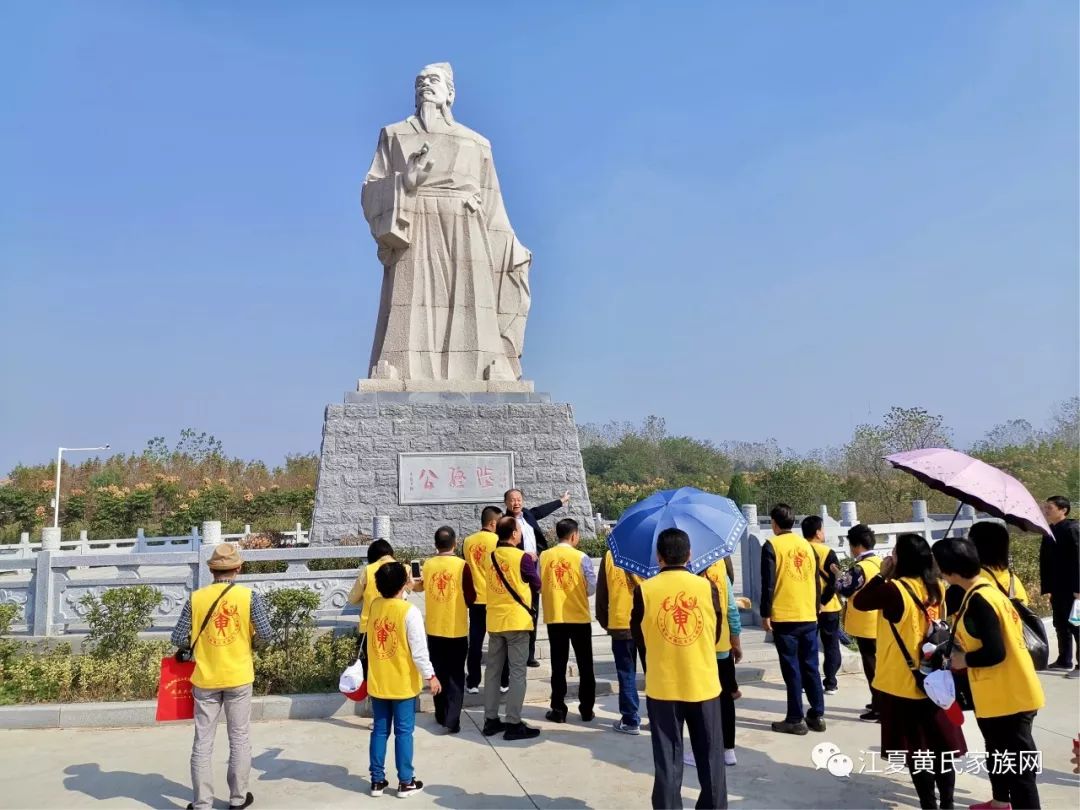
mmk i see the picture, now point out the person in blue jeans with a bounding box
[760,504,826,735]
[366,561,441,797]
[596,549,646,733]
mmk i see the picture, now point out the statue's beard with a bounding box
[417,100,453,131]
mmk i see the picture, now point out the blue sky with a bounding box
[1,1,1077,472]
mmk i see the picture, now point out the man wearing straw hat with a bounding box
[171,543,272,810]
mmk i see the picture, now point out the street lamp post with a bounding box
[53,445,110,528]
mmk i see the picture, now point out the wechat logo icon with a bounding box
[811,742,854,778]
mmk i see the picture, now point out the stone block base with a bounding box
[357,378,535,394]
[310,397,595,548]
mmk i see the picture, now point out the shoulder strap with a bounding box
[886,580,921,672]
[947,582,991,652]
[191,582,236,651]
[981,566,1011,597]
[490,550,536,620]
[895,578,931,621]
[1008,572,1016,599]
[887,620,919,672]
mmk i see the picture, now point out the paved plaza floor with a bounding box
[0,670,1076,809]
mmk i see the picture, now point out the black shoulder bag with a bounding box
[175,583,236,663]
[490,550,537,623]
[981,567,1049,671]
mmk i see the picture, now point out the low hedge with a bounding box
[0,585,358,706]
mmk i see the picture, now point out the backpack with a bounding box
[983,567,1049,671]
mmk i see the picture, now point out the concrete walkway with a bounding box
[0,668,1076,809]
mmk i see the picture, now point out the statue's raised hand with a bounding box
[403,143,433,192]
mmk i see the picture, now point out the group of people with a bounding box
[166,491,1078,810]
[351,490,748,808]
[757,498,1078,810]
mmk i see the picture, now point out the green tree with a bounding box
[725,472,753,506]
[843,406,953,521]
[80,585,163,659]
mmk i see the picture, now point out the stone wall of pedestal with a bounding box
[309,397,595,547]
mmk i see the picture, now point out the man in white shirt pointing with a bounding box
[503,487,570,666]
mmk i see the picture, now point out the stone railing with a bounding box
[0,541,361,638]
[1,522,310,560]
[736,499,1002,626]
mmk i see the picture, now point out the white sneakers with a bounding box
[466,687,479,695]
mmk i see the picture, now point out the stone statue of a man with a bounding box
[361,62,532,383]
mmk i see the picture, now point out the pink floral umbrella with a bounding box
[885,448,1053,538]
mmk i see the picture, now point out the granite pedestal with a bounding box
[309,391,595,547]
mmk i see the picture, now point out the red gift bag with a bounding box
[156,657,196,721]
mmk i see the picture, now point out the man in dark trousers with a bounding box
[802,516,842,695]
[540,518,597,724]
[462,506,509,694]
[1041,495,1080,678]
[631,528,726,809]
[760,504,825,735]
[503,487,570,666]
[834,524,883,721]
[414,526,475,733]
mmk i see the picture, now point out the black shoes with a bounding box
[397,779,424,798]
[859,710,881,723]
[190,792,254,809]
[370,780,389,797]
[544,708,593,723]
[526,658,541,668]
[1047,659,1075,671]
[482,718,507,736]
[503,721,541,740]
[806,715,826,733]
[446,724,461,734]
[771,720,808,735]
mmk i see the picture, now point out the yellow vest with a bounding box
[463,530,498,605]
[954,582,1044,719]
[486,545,534,633]
[190,582,254,690]
[703,561,732,653]
[603,550,640,630]
[981,566,1029,606]
[844,554,882,638]
[540,544,591,624]
[640,569,720,702]
[873,577,931,700]
[367,597,423,700]
[810,542,841,614]
[769,533,818,623]
[422,554,469,638]
[358,556,394,633]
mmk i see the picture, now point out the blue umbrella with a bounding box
[606,487,748,578]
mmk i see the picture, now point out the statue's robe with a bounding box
[362,115,531,381]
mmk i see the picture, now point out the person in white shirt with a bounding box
[366,562,441,798]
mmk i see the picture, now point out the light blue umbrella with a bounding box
[606,487,748,578]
